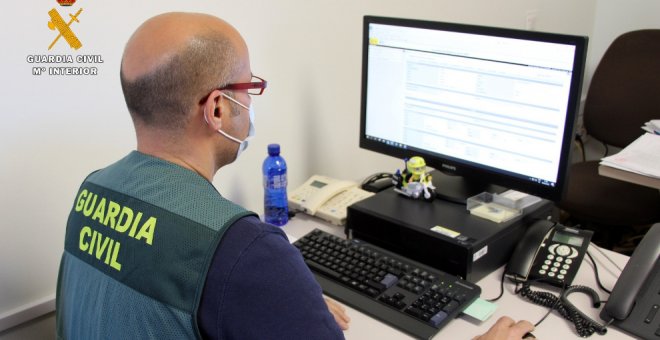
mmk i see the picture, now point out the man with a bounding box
[56,12,534,340]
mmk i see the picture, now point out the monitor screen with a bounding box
[360,16,587,202]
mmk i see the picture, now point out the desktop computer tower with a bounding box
[346,189,554,283]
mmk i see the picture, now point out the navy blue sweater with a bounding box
[198,216,344,339]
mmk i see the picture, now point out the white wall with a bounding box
[1,0,656,330]
[589,0,660,85]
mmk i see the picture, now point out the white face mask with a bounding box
[215,93,255,159]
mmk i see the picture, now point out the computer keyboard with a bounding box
[294,229,481,339]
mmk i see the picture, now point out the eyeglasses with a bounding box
[199,75,267,105]
[218,75,268,95]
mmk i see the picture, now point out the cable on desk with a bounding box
[586,251,612,294]
[486,269,506,302]
[516,282,608,337]
[589,243,624,272]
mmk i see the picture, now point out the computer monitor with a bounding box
[360,16,588,202]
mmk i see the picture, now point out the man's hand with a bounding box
[325,298,351,330]
[473,316,535,340]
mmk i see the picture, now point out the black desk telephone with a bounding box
[506,219,593,287]
[507,220,660,339]
[600,223,660,340]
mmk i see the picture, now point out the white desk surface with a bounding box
[283,214,633,339]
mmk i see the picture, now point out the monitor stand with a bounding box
[430,170,505,204]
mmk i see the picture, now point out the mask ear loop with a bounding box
[202,93,222,127]
[216,126,244,144]
[203,93,247,145]
[220,91,250,111]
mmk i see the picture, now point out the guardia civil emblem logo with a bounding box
[48,0,83,50]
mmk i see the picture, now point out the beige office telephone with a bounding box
[288,175,374,226]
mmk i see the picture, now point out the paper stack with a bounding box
[600,133,660,179]
[642,119,660,135]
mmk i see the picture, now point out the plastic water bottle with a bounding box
[263,144,288,226]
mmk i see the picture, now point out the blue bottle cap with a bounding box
[268,143,280,156]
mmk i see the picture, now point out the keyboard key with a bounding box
[387,267,404,277]
[429,311,448,327]
[645,304,658,324]
[443,300,460,313]
[380,273,398,288]
[366,288,380,297]
[405,306,423,318]
[366,279,386,292]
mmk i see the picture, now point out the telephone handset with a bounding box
[600,223,660,340]
[506,219,593,287]
[288,175,374,226]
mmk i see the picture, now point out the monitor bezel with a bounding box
[359,15,588,202]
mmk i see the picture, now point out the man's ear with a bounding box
[202,90,223,131]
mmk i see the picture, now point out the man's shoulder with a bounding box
[223,215,289,248]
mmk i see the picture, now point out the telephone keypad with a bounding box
[290,187,316,204]
[537,243,580,281]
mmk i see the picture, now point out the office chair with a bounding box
[560,29,660,249]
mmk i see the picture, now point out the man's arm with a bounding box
[198,216,344,339]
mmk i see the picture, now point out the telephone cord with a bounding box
[517,282,608,337]
[561,285,608,336]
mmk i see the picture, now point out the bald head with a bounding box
[120,12,248,131]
